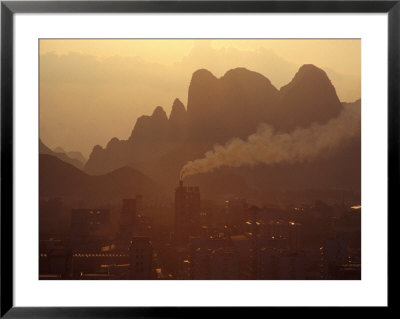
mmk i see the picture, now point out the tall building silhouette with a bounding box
[119,198,138,242]
[288,221,303,252]
[321,236,348,279]
[129,236,153,279]
[70,209,110,248]
[174,180,201,244]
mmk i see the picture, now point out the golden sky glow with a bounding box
[40,39,361,75]
[40,39,360,157]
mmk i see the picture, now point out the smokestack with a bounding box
[179,179,183,187]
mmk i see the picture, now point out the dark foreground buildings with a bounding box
[39,183,361,280]
[40,197,156,279]
[170,181,360,280]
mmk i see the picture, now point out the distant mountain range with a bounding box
[39,154,164,203]
[39,139,85,170]
[40,64,360,202]
[53,146,87,165]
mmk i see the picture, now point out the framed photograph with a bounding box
[1,0,396,316]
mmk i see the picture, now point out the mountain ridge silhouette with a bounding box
[40,153,165,203]
[47,64,360,201]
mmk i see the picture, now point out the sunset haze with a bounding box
[40,39,360,157]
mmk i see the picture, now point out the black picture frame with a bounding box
[1,0,396,317]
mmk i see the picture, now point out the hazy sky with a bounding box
[40,39,360,157]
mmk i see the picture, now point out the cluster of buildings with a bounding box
[171,180,360,280]
[39,180,361,280]
[40,196,156,280]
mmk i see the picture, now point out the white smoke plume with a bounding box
[180,103,360,179]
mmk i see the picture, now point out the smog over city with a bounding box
[39,39,361,280]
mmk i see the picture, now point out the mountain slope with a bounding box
[54,146,87,165]
[275,64,342,131]
[40,139,84,170]
[40,154,165,203]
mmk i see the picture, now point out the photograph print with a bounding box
[39,39,361,280]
